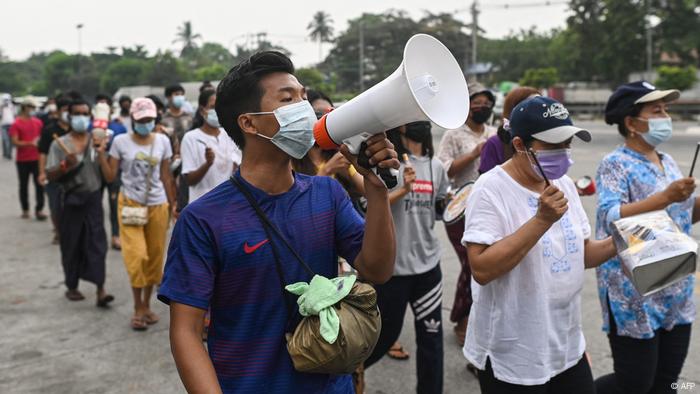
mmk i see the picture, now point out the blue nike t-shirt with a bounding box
[158,171,365,393]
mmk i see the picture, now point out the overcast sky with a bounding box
[2,0,570,67]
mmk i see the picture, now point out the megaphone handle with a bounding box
[376,167,398,189]
[357,141,398,189]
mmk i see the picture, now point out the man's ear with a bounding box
[237,114,258,136]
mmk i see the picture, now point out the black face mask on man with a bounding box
[470,106,493,124]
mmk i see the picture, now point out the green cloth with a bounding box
[286,274,357,344]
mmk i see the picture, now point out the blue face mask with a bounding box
[248,101,317,159]
[171,95,185,109]
[134,120,155,136]
[205,109,220,127]
[71,115,91,132]
[638,117,672,147]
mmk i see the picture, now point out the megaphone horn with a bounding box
[314,33,470,152]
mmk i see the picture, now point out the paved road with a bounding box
[1,121,699,393]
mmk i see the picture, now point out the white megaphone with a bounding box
[313,33,470,187]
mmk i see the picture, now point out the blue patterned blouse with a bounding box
[595,146,696,339]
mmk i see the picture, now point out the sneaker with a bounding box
[35,211,48,221]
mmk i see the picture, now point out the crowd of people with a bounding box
[1,49,696,394]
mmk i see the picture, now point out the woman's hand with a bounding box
[402,166,416,192]
[536,185,568,225]
[663,177,695,204]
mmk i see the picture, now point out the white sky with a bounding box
[2,0,570,67]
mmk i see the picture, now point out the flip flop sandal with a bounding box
[144,312,160,325]
[131,316,148,331]
[387,344,410,360]
[96,294,114,308]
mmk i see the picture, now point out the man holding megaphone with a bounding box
[158,51,400,393]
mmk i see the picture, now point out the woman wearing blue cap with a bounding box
[461,96,616,393]
[595,81,697,394]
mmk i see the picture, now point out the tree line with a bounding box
[0,1,698,100]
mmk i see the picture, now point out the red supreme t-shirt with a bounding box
[9,117,43,162]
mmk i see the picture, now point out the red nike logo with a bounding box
[244,239,269,254]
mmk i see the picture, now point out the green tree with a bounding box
[418,12,470,69]
[0,62,31,94]
[655,65,698,91]
[322,11,419,93]
[295,67,336,94]
[480,29,555,84]
[194,64,227,82]
[121,45,149,59]
[519,67,559,88]
[174,21,202,58]
[308,11,335,62]
[145,51,189,86]
[656,0,700,67]
[44,52,100,97]
[232,33,291,63]
[100,58,147,94]
[196,42,234,67]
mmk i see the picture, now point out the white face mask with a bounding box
[205,109,220,127]
[246,101,317,159]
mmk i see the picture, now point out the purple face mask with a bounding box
[530,148,573,180]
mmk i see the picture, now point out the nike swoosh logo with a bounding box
[244,239,269,254]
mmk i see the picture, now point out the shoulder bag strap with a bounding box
[142,140,156,205]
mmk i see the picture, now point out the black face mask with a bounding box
[470,106,493,124]
[405,123,432,145]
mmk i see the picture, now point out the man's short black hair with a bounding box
[165,84,185,97]
[68,98,91,114]
[118,95,131,104]
[146,94,165,113]
[95,93,112,106]
[216,51,295,150]
[56,97,72,110]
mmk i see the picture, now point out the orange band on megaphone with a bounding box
[313,114,340,150]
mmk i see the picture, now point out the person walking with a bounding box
[1,94,16,159]
[463,97,616,393]
[45,98,114,306]
[100,97,176,331]
[10,98,47,220]
[594,81,697,394]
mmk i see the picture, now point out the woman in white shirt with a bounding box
[462,97,616,393]
[181,89,241,203]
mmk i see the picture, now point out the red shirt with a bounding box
[9,117,43,162]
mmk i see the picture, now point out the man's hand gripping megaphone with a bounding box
[337,132,401,189]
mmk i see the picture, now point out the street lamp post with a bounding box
[76,23,84,89]
[76,23,84,55]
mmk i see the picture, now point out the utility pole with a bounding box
[645,0,653,78]
[471,1,479,68]
[359,21,365,92]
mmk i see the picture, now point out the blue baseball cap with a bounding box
[604,81,680,125]
[509,96,591,144]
